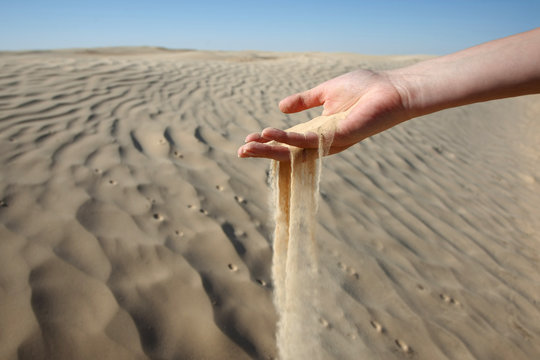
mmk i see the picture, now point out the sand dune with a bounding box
[0,48,539,360]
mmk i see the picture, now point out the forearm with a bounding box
[389,27,540,119]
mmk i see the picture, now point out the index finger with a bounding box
[237,141,291,162]
[261,128,319,148]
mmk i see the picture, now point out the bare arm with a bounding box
[238,28,540,161]
[392,27,540,119]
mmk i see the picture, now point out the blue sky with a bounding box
[1,0,538,54]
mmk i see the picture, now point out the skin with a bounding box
[237,27,540,162]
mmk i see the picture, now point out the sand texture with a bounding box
[0,48,539,360]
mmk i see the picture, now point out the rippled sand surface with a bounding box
[0,48,539,360]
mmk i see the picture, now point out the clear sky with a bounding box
[1,0,538,55]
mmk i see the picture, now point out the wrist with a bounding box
[382,68,421,120]
[385,59,461,119]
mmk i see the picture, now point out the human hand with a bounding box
[238,29,540,162]
[237,69,410,161]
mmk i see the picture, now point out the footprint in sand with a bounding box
[227,263,238,272]
[440,293,460,305]
[337,261,360,279]
[130,128,170,157]
[370,320,384,333]
[234,195,246,204]
[318,317,331,329]
[395,339,412,354]
[255,279,267,287]
[432,145,443,155]
[173,150,184,159]
[369,320,413,355]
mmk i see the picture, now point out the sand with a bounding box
[0,47,539,360]
[271,112,338,360]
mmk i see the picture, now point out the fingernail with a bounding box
[261,128,273,138]
[238,147,250,157]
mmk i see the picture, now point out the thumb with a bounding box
[278,87,324,114]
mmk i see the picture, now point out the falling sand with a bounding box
[271,112,346,360]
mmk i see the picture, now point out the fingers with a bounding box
[238,139,348,161]
[237,142,291,162]
[260,128,320,148]
[244,128,319,148]
[239,127,320,161]
[279,87,324,113]
[244,132,270,143]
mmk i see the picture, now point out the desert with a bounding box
[0,47,539,359]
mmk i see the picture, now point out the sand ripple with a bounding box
[0,48,539,359]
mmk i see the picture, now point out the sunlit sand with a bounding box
[0,48,539,359]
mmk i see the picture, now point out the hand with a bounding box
[239,29,540,162]
[237,69,410,161]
